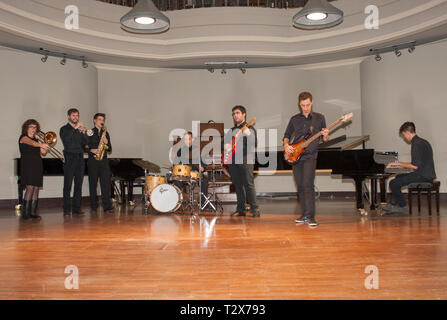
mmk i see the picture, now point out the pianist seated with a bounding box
[382,122,436,213]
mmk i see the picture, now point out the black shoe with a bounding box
[72,211,85,215]
[231,211,246,217]
[29,200,41,219]
[307,219,319,227]
[251,209,261,217]
[21,201,30,220]
[104,207,115,213]
[63,211,71,216]
[295,215,308,224]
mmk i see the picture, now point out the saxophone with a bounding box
[95,126,108,161]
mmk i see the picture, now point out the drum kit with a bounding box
[133,160,225,215]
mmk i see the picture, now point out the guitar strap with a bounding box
[297,113,316,141]
[309,112,316,134]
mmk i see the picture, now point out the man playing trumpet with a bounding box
[59,108,91,216]
[87,113,114,213]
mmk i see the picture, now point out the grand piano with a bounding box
[254,135,408,210]
[14,158,145,205]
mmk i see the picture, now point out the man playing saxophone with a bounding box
[87,113,114,213]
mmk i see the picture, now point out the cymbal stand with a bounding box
[201,166,223,213]
[143,169,151,214]
[181,177,199,215]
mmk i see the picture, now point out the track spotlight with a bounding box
[41,54,48,63]
[60,55,66,65]
[240,68,246,74]
[221,69,226,74]
[374,53,382,62]
[408,44,416,53]
[82,58,88,68]
[394,48,402,57]
[208,68,214,73]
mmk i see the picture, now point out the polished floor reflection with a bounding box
[0,198,446,299]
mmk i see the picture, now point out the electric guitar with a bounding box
[222,118,256,165]
[284,113,353,165]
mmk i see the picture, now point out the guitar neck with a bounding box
[231,119,255,146]
[302,118,342,148]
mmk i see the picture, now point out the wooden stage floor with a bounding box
[0,198,446,300]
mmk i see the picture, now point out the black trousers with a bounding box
[63,152,85,213]
[389,172,431,207]
[88,157,112,210]
[228,164,258,213]
[292,158,317,219]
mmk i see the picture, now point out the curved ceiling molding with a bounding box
[0,0,446,68]
[0,0,445,44]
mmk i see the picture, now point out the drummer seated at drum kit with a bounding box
[171,131,210,207]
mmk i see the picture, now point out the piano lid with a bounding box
[319,135,369,151]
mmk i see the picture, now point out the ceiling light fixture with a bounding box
[120,0,170,34]
[82,58,88,68]
[293,0,343,30]
[38,48,88,68]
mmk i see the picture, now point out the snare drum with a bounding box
[146,174,166,195]
[171,164,191,181]
[150,184,183,213]
[190,171,200,180]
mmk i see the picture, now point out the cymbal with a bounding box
[132,159,161,173]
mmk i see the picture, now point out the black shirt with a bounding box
[87,127,112,159]
[411,135,436,179]
[224,121,257,165]
[59,123,88,154]
[283,112,326,160]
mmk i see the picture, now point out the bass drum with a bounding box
[150,184,183,213]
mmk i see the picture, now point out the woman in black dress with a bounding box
[19,119,49,220]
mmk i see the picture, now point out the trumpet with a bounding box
[36,131,65,162]
[76,122,93,137]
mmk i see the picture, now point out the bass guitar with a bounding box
[284,113,353,165]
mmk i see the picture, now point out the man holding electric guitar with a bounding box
[223,105,260,218]
[284,92,329,227]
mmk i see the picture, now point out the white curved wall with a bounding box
[1,38,446,201]
[0,46,98,200]
[97,60,363,193]
[361,40,447,192]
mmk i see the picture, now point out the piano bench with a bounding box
[407,180,440,216]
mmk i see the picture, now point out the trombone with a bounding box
[36,131,65,162]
